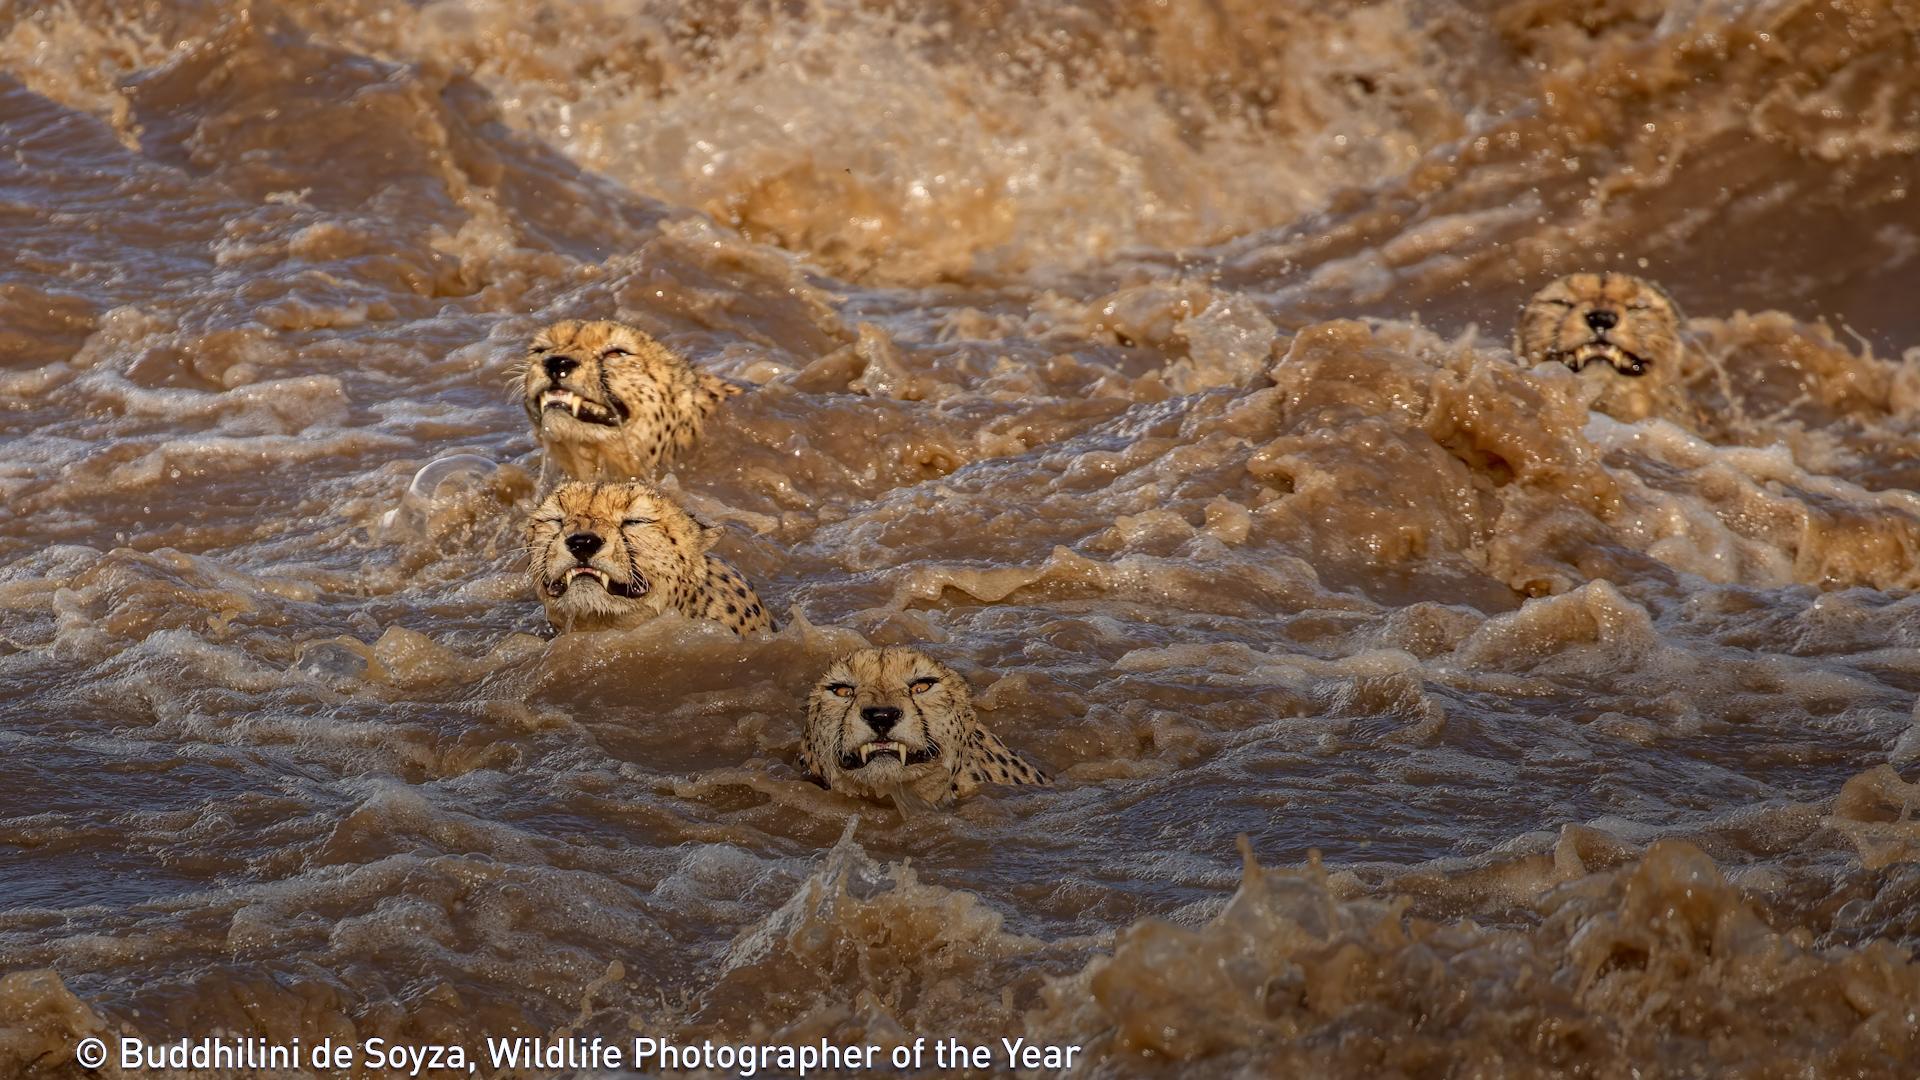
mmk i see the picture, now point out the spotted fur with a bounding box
[1515,271,1685,420]
[519,319,740,482]
[528,481,773,635]
[800,647,1048,805]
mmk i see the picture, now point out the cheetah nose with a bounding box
[1585,309,1619,332]
[565,532,603,560]
[544,354,579,381]
[861,706,901,734]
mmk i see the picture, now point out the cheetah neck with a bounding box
[672,555,729,619]
[541,432,661,483]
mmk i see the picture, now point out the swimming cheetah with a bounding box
[1514,271,1685,421]
[519,320,739,483]
[528,480,772,635]
[800,647,1049,805]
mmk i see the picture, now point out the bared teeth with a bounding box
[856,741,909,765]
[566,566,610,588]
[540,388,588,418]
[539,388,619,425]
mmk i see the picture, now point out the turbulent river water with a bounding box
[5,0,1920,1075]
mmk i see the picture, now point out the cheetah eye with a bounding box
[909,677,939,695]
[533,516,563,527]
[620,517,657,528]
[601,347,632,359]
[828,683,854,698]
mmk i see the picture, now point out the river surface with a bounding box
[4,0,1920,1076]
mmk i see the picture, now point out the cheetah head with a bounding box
[521,319,689,460]
[1515,272,1682,378]
[806,647,971,803]
[528,480,716,632]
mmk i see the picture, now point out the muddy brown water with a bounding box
[5,0,1920,1076]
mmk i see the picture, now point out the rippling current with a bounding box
[5,0,1920,1075]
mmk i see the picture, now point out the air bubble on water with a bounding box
[293,640,367,683]
[378,453,499,539]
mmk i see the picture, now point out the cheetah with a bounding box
[800,647,1049,806]
[1515,271,1685,421]
[527,480,773,635]
[519,319,740,483]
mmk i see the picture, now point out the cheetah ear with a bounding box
[692,518,723,552]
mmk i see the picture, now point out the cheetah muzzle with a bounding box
[840,738,940,771]
[538,386,626,428]
[545,564,648,600]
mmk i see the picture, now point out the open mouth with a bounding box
[1563,340,1649,377]
[538,387,625,427]
[839,741,939,770]
[547,565,649,599]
